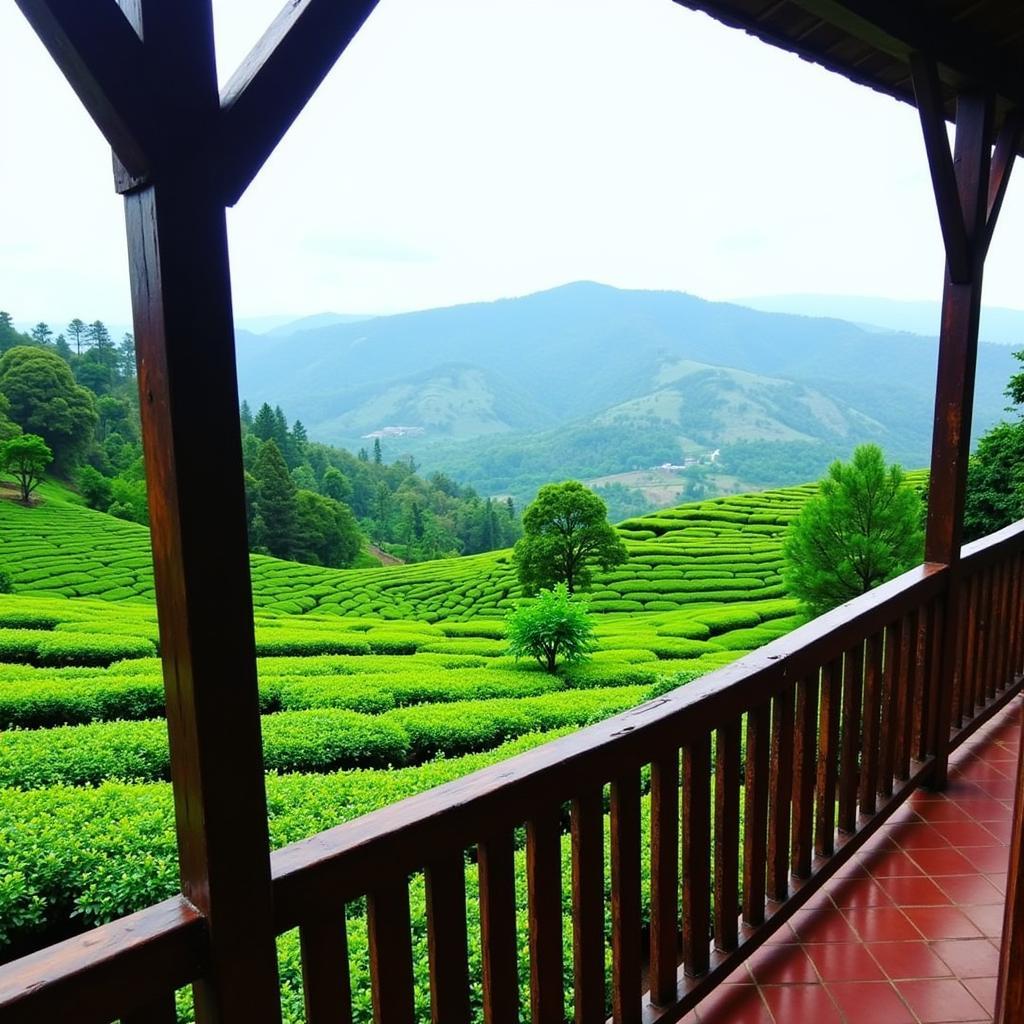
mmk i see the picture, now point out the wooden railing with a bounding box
[2,524,1023,1024]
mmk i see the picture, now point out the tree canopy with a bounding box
[0,346,96,472]
[513,480,627,594]
[964,349,1024,542]
[783,444,923,617]
[0,433,53,503]
[506,583,597,673]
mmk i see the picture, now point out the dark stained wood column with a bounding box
[118,2,282,1021]
[996,712,1024,1023]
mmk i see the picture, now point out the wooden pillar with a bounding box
[119,3,282,1022]
[996,716,1024,1023]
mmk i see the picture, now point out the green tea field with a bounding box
[0,478,871,1020]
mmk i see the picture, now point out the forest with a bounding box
[0,312,520,568]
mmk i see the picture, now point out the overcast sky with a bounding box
[2,0,1024,328]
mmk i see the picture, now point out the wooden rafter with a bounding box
[217,0,381,206]
[984,110,1024,258]
[13,0,157,179]
[909,53,972,284]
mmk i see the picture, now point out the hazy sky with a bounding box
[3,0,1024,327]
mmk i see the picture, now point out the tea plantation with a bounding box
[0,478,893,1020]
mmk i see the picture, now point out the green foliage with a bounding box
[964,349,1024,541]
[0,347,97,472]
[252,439,299,558]
[293,489,361,567]
[513,481,627,594]
[783,444,924,616]
[0,567,11,595]
[506,583,596,673]
[0,433,52,502]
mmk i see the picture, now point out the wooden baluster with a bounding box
[859,633,884,814]
[479,832,520,1024]
[425,855,471,1024]
[611,771,642,1024]
[791,674,819,878]
[650,752,680,1006]
[997,559,1012,690]
[121,994,178,1024]
[924,600,945,760]
[983,565,999,701]
[815,659,842,857]
[571,787,605,1024]
[743,702,770,926]
[976,569,991,707]
[300,917,353,1024]
[895,611,915,781]
[1012,552,1024,679]
[951,583,968,730]
[682,734,712,976]
[878,621,900,797]
[911,608,929,761]
[368,882,416,1024]
[767,688,794,902]
[527,813,564,1024]
[838,641,864,833]
[714,720,741,951]
[964,573,981,715]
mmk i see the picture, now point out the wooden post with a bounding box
[911,65,996,788]
[995,709,1024,1023]
[119,3,282,1021]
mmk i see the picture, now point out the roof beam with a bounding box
[983,110,1024,259]
[13,0,158,180]
[217,0,381,206]
[909,53,972,285]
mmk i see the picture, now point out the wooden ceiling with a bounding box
[673,0,1024,144]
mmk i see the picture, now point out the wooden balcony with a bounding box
[1,521,1022,1023]
[4,2,1024,1023]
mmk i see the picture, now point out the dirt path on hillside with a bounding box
[367,543,404,566]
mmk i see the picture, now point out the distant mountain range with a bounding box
[232,282,1019,499]
[734,294,1024,347]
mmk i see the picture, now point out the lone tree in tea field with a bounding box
[513,480,627,594]
[506,583,597,673]
[783,444,923,617]
[0,433,52,503]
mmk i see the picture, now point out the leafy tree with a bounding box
[964,349,1024,541]
[506,583,597,673]
[513,480,627,594]
[783,444,923,617]
[320,466,352,503]
[0,392,19,443]
[108,476,149,524]
[87,321,114,368]
[54,334,73,363]
[117,333,136,379]
[30,323,52,347]
[251,439,297,558]
[239,400,253,432]
[0,433,53,502]
[293,490,362,567]
[0,346,97,472]
[77,464,114,511]
[66,319,87,357]
[0,564,11,594]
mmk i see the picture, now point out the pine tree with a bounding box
[291,419,308,460]
[252,440,298,559]
[66,318,87,356]
[30,322,53,346]
[118,333,136,379]
[88,321,116,372]
[372,437,382,465]
[239,400,253,431]
[252,402,277,442]
[357,447,369,462]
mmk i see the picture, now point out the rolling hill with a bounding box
[233,282,1017,497]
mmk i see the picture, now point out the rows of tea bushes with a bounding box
[0,482,827,618]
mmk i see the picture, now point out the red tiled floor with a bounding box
[686,695,1021,1024]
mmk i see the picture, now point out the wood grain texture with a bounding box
[650,753,681,1006]
[527,813,565,1024]
[859,633,884,814]
[120,993,178,1024]
[478,833,520,1024]
[995,702,1024,1023]
[571,787,605,1024]
[838,641,864,832]
[714,720,741,950]
[742,701,770,925]
[682,735,712,976]
[424,855,471,1024]
[814,659,841,858]
[367,883,415,1024]
[767,688,794,902]
[791,675,819,879]
[611,772,642,1024]
[300,917,352,1024]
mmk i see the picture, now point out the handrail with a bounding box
[961,518,1024,570]
[0,897,206,1024]
[271,561,947,928]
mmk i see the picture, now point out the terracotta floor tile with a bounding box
[827,981,915,1023]
[791,908,861,944]
[747,944,817,985]
[763,922,799,944]
[843,906,921,942]
[903,907,982,940]
[829,875,892,908]
[875,875,952,906]
[986,872,1008,894]
[952,798,1012,822]
[804,942,885,982]
[964,845,1010,872]
[961,903,1005,937]
[696,983,773,1024]
[981,819,1013,843]
[929,820,1004,848]
[896,978,987,1022]
[867,940,953,980]
[913,801,967,823]
[976,778,1017,800]
[884,822,951,850]
[930,938,1000,978]
[962,975,998,1015]
[936,873,1004,906]
[908,848,983,877]
[864,849,926,877]
[760,983,843,1024]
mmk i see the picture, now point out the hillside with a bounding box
[234,282,1016,497]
